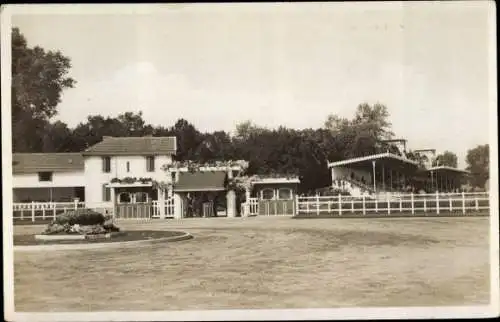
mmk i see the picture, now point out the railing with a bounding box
[13,200,86,222]
[241,197,259,216]
[151,198,175,219]
[12,198,174,223]
[296,192,490,217]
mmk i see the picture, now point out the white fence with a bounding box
[296,192,490,216]
[12,198,175,222]
[241,198,259,216]
[151,198,175,219]
[12,192,490,222]
[12,200,112,222]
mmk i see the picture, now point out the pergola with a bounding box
[424,166,469,192]
[328,152,420,193]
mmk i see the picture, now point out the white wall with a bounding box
[13,171,85,188]
[331,166,372,184]
[84,155,174,204]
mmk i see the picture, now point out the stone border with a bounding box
[14,231,192,252]
[34,231,125,241]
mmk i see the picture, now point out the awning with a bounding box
[425,166,470,174]
[173,171,227,192]
[328,152,419,170]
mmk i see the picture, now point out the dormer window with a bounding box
[146,156,155,172]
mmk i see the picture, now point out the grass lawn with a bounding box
[13,216,490,311]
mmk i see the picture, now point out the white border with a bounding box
[2,3,499,321]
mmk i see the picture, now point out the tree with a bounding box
[170,119,204,161]
[324,103,394,158]
[12,27,76,152]
[432,151,458,168]
[465,144,489,188]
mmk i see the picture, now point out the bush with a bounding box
[54,208,105,226]
[44,222,70,235]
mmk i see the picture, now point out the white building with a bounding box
[12,136,248,218]
[13,153,85,202]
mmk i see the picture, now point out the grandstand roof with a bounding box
[328,152,419,168]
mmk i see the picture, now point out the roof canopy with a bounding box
[173,171,227,192]
[328,152,419,169]
[425,166,470,174]
[13,153,84,174]
[83,136,176,156]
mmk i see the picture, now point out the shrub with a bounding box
[54,208,105,226]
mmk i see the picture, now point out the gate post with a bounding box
[226,189,236,217]
[158,188,166,219]
[173,193,183,219]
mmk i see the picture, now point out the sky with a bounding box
[10,2,495,168]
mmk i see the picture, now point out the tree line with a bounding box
[11,27,490,192]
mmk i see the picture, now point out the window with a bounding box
[126,161,130,172]
[38,172,53,182]
[135,192,148,203]
[261,188,275,200]
[102,184,111,202]
[278,188,292,200]
[118,192,131,203]
[146,156,155,172]
[102,157,111,173]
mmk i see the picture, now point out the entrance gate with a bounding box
[115,202,152,219]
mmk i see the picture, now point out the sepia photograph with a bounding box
[1,2,498,321]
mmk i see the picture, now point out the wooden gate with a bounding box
[258,200,295,216]
[115,202,152,219]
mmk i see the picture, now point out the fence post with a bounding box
[53,202,57,220]
[475,194,479,211]
[436,191,440,214]
[399,197,402,213]
[338,194,342,216]
[73,198,79,210]
[294,194,298,215]
[316,194,320,216]
[351,197,354,213]
[31,201,35,222]
[462,191,466,214]
[375,196,378,213]
[423,195,427,213]
[449,193,452,212]
[411,193,414,215]
[387,195,390,215]
[362,195,366,215]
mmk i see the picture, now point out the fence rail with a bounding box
[296,192,490,216]
[12,198,175,222]
[12,192,491,222]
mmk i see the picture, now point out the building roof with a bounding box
[328,152,419,168]
[425,166,470,174]
[13,153,84,174]
[82,136,177,156]
[173,171,227,192]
